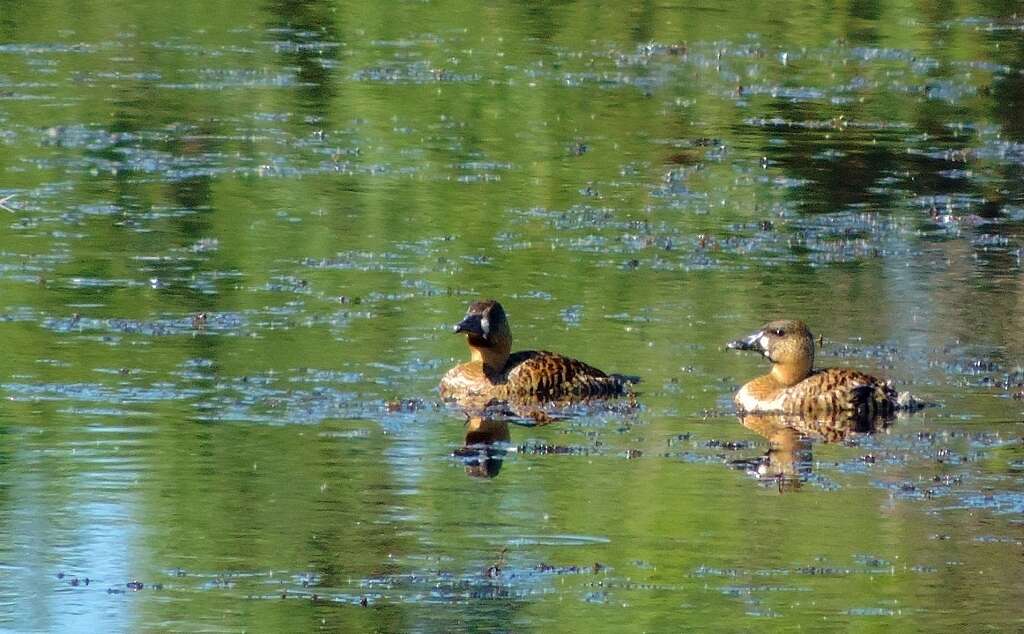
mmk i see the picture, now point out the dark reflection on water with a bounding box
[732,412,893,491]
[2,0,1024,631]
[456,417,511,479]
[265,0,340,125]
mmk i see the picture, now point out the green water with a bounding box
[2,1,1023,631]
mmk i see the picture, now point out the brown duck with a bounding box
[440,300,634,402]
[728,319,900,418]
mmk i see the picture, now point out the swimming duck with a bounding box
[728,319,899,418]
[439,300,633,402]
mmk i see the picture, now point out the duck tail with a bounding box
[876,377,931,413]
[610,373,642,385]
[608,374,641,396]
[895,390,930,412]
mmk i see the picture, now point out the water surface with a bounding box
[2,1,1024,631]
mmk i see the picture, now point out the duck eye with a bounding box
[772,328,785,336]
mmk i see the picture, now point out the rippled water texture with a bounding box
[2,1,1024,631]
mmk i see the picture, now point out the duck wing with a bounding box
[502,351,631,399]
[783,368,897,418]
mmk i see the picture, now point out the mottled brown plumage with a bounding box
[440,300,634,403]
[728,319,898,418]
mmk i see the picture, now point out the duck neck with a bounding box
[470,339,511,376]
[770,357,813,387]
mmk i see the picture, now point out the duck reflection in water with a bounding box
[453,416,512,479]
[732,412,890,491]
[446,389,638,479]
[450,397,566,479]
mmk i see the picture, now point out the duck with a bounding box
[727,319,900,419]
[439,299,634,403]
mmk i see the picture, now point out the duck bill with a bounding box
[727,330,765,353]
[454,313,485,336]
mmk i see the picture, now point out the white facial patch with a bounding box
[480,317,489,334]
[759,334,774,361]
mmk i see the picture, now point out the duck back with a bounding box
[792,368,897,418]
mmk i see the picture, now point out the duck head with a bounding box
[728,319,815,387]
[454,299,513,373]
